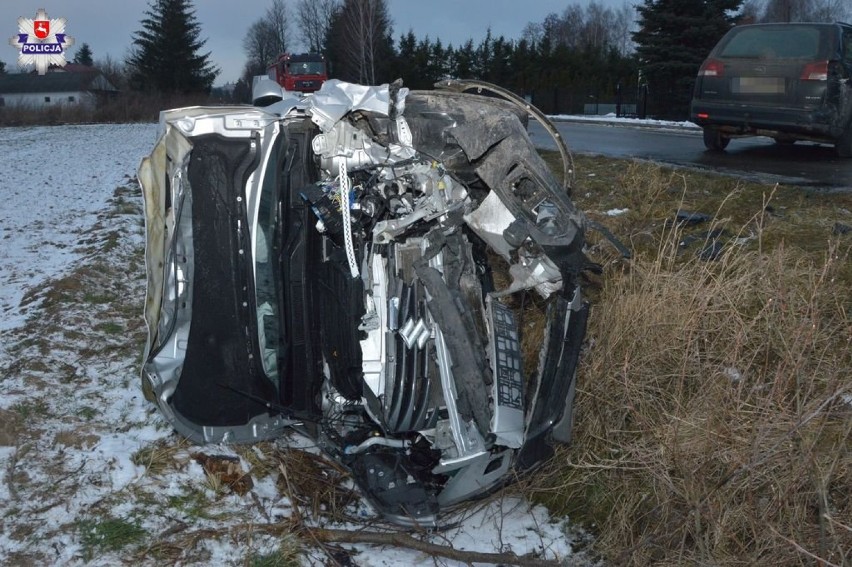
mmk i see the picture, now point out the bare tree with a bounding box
[521,22,544,45]
[266,0,290,54]
[333,0,392,84]
[539,2,636,55]
[95,54,130,89]
[297,0,341,53]
[610,4,635,56]
[582,2,612,51]
[242,0,293,80]
[542,10,570,49]
[243,19,279,76]
[759,0,851,21]
[805,0,851,20]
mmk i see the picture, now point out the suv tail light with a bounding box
[800,61,828,81]
[698,59,724,77]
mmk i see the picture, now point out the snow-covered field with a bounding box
[0,123,159,334]
[0,122,589,565]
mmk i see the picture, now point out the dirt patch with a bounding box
[53,429,101,450]
[0,409,22,446]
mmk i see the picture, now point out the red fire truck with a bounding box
[267,53,328,93]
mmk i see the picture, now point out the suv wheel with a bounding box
[835,125,852,158]
[703,128,730,151]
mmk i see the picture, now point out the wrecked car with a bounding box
[138,78,590,525]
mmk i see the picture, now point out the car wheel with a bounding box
[835,126,852,158]
[703,128,730,151]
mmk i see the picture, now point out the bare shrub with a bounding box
[0,91,215,126]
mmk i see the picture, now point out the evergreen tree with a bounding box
[73,43,94,66]
[128,0,219,94]
[633,0,741,118]
[0,60,6,75]
[429,39,449,83]
[395,29,417,78]
[451,39,476,79]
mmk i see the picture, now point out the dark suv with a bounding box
[690,22,852,157]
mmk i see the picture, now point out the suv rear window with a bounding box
[719,27,822,59]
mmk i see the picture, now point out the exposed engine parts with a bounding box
[139,79,591,526]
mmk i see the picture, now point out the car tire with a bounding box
[703,128,730,151]
[835,126,852,158]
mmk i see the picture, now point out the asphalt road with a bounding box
[529,119,852,191]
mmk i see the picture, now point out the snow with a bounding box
[0,123,158,335]
[550,112,700,131]
[0,121,593,565]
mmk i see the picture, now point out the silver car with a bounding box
[138,79,590,525]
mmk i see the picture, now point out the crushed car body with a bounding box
[138,78,590,525]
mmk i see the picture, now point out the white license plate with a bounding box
[732,77,785,94]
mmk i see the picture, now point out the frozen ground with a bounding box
[0,123,159,335]
[0,122,595,565]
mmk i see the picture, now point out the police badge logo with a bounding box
[33,19,50,40]
[8,9,75,75]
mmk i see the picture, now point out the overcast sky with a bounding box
[2,0,633,84]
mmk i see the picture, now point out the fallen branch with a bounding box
[136,516,564,566]
[304,526,562,567]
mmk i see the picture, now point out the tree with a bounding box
[758,0,850,22]
[127,0,219,94]
[243,19,280,77]
[534,2,635,56]
[296,0,340,53]
[265,0,290,54]
[0,60,6,75]
[242,0,294,84]
[326,0,394,84]
[633,0,741,118]
[96,55,130,90]
[73,43,94,66]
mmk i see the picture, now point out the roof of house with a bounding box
[0,70,118,95]
[49,63,100,74]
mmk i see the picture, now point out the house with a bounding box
[0,66,119,110]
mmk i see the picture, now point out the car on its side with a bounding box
[137,79,590,526]
[690,22,852,157]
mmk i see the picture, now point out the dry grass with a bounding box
[272,448,359,522]
[534,155,852,565]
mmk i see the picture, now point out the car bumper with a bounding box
[690,101,844,141]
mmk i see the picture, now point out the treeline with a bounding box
[234,0,639,115]
[382,31,639,115]
[6,0,850,123]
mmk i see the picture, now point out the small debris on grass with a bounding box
[192,453,254,496]
[674,209,710,225]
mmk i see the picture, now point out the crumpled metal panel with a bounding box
[308,79,409,132]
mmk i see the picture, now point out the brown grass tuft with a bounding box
[272,448,359,522]
[533,166,852,565]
